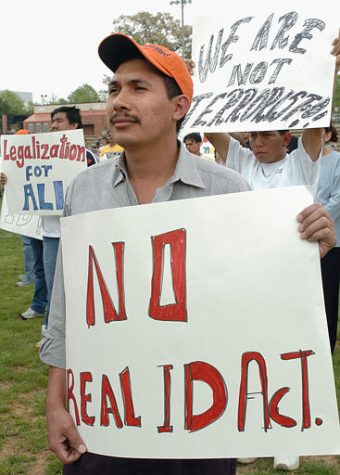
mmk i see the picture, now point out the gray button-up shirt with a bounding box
[40,143,250,368]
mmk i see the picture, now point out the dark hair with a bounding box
[162,75,186,134]
[183,132,202,143]
[324,124,338,143]
[51,106,83,129]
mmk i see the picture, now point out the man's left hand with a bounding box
[297,203,336,258]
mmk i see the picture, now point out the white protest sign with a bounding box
[0,129,86,215]
[0,193,42,238]
[184,1,338,132]
[61,187,340,459]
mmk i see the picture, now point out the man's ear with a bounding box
[173,95,191,121]
[283,131,292,147]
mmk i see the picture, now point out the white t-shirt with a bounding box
[225,136,320,191]
[41,216,60,238]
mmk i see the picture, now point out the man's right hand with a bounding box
[47,366,87,464]
[48,405,87,464]
[0,172,7,185]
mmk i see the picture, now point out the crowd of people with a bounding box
[0,28,339,475]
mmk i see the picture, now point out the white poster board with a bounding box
[184,1,338,132]
[0,129,86,215]
[61,187,340,459]
[0,193,41,238]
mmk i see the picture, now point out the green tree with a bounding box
[0,90,28,115]
[67,84,100,104]
[111,11,192,59]
[333,74,340,109]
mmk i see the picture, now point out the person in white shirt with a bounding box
[206,129,321,191]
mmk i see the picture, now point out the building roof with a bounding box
[24,109,106,123]
[24,113,51,123]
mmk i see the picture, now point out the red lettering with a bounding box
[10,146,16,161]
[86,243,127,327]
[67,368,80,426]
[120,367,141,427]
[100,374,124,428]
[281,350,314,429]
[41,144,49,159]
[3,140,9,160]
[80,371,95,426]
[69,144,77,161]
[238,352,271,432]
[185,361,227,432]
[149,229,187,322]
[157,364,173,433]
[269,387,297,427]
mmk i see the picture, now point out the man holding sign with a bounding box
[40,34,336,475]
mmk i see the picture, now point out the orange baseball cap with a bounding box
[98,33,193,104]
[15,129,30,135]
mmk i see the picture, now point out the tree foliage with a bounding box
[67,84,100,104]
[111,11,192,59]
[333,74,340,109]
[0,90,29,116]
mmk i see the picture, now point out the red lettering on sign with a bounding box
[80,371,95,426]
[269,387,297,427]
[120,367,141,427]
[185,361,227,432]
[86,243,127,327]
[158,364,174,433]
[100,374,124,428]
[281,350,314,430]
[238,352,271,432]
[149,229,187,322]
[67,368,80,426]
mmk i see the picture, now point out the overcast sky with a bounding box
[1,0,203,103]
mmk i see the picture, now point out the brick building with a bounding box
[23,103,108,139]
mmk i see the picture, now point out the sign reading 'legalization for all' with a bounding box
[0,129,86,215]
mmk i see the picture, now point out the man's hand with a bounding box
[297,203,336,258]
[46,366,87,464]
[0,172,7,185]
[331,35,340,70]
[47,405,87,464]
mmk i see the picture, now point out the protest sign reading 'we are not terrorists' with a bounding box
[0,129,87,215]
[185,1,339,132]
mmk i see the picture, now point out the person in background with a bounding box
[0,107,98,340]
[16,235,35,287]
[98,129,123,160]
[183,132,215,160]
[11,131,37,289]
[315,124,340,354]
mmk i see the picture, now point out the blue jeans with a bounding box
[43,236,60,327]
[30,238,48,314]
[21,235,35,284]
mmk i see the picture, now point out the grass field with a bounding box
[0,227,339,474]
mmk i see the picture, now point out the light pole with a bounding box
[169,0,192,57]
[40,94,48,105]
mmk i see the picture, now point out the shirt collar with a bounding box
[169,141,206,189]
[112,153,128,187]
[111,143,206,190]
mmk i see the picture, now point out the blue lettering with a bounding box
[53,181,64,210]
[23,184,38,211]
[37,183,53,210]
